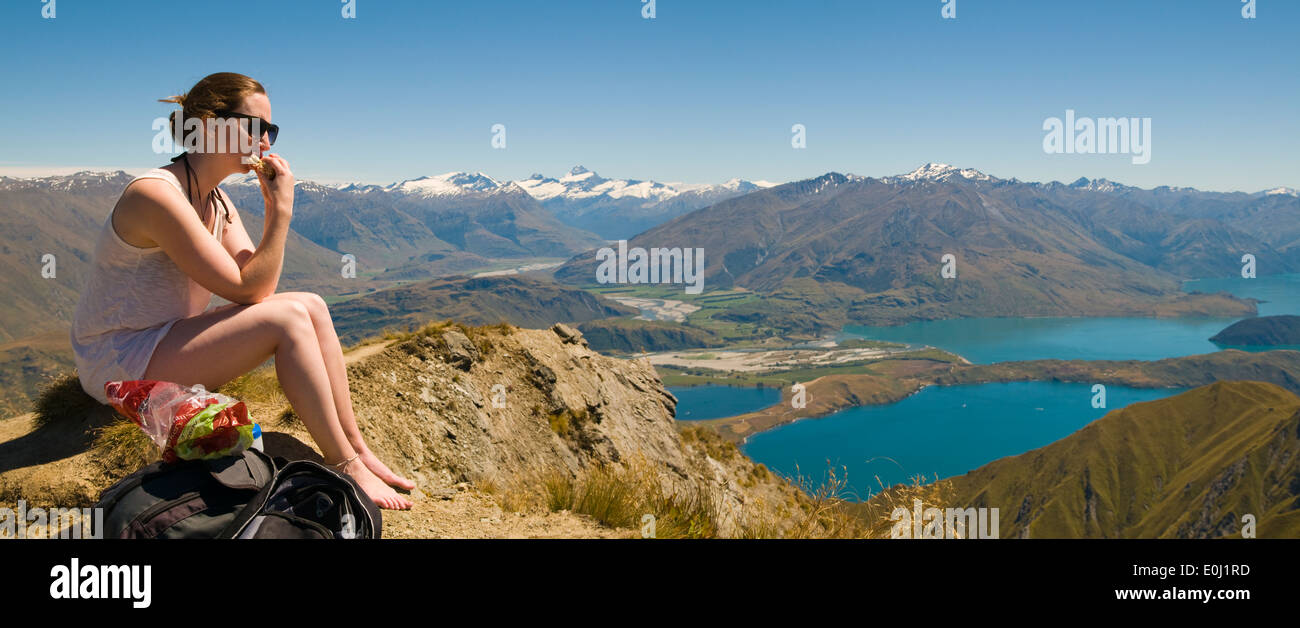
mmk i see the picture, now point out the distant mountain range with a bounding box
[221,174,604,280]
[554,163,1299,325]
[223,165,775,241]
[514,166,777,239]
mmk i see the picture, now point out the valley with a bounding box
[3,163,1298,537]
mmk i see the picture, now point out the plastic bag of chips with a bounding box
[104,380,262,463]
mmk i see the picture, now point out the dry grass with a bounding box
[540,468,578,512]
[90,419,158,476]
[31,372,101,429]
[857,474,956,538]
[532,455,724,538]
[728,464,952,539]
[215,366,285,407]
[678,424,739,462]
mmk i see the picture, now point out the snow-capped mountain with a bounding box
[886,162,997,183]
[1259,187,1299,198]
[509,166,777,238]
[0,170,135,192]
[1067,176,1122,193]
[388,171,505,198]
[515,166,681,203]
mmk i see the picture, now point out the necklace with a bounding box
[170,152,233,230]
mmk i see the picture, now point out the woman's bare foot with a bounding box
[358,448,416,491]
[340,458,412,510]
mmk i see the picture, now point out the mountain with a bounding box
[554,164,1275,325]
[224,166,769,265]
[940,381,1300,538]
[327,275,636,345]
[1049,176,1300,255]
[515,166,776,239]
[221,174,605,273]
[1211,316,1300,346]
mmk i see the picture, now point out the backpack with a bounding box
[94,448,382,539]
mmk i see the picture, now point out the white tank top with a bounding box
[70,168,227,344]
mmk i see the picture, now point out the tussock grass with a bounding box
[541,468,577,512]
[731,464,951,539]
[90,419,158,476]
[215,367,285,407]
[678,424,738,462]
[31,372,101,429]
[859,474,955,538]
[572,462,646,528]
[534,455,724,538]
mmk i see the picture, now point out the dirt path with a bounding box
[343,338,398,366]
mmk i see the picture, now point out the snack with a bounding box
[105,380,262,463]
[241,154,276,180]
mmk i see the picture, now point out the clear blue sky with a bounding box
[1,0,1295,191]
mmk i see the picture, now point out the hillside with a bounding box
[577,318,725,353]
[1210,315,1300,346]
[327,275,636,345]
[937,381,1300,538]
[937,349,1300,392]
[553,166,1271,325]
[0,322,821,538]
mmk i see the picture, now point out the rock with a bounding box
[551,323,587,346]
[441,330,480,370]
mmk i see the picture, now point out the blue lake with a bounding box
[740,382,1188,499]
[668,385,780,421]
[665,275,1300,499]
[840,274,1300,364]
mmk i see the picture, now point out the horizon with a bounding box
[1,0,1296,192]
[1,161,1295,196]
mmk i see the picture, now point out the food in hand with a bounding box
[241,154,276,180]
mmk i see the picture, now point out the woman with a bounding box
[70,72,413,510]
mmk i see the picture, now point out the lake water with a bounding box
[668,385,780,421]
[667,275,1300,498]
[840,274,1300,363]
[740,382,1188,499]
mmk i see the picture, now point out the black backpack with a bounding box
[94,448,382,539]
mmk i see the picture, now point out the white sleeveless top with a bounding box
[70,168,227,404]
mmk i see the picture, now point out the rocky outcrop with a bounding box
[337,323,798,535]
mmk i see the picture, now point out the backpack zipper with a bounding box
[133,490,202,533]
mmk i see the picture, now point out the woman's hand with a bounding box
[256,153,294,217]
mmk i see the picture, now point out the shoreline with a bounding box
[686,349,1300,444]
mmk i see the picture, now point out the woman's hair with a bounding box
[159,72,266,146]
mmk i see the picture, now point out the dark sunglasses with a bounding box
[215,110,279,145]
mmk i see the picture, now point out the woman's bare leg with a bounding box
[262,292,415,491]
[141,300,412,509]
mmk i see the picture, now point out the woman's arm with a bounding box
[139,162,293,304]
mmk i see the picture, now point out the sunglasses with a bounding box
[215,110,279,146]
